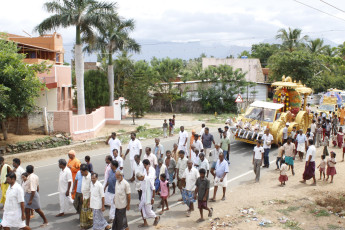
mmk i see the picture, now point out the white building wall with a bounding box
[36,88,58,111]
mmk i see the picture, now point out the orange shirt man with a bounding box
[67,150,81,199]
[340,107,345,125]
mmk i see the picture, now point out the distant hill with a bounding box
[64,37,339,63]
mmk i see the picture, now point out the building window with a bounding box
[61,87,65,101]
[68,87,71,99]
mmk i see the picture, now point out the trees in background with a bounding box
[276,27,309,52]
[84,70,109,112]
[198,65,250,113]
[151,57,184,112]
[86,15,140,106]
[124,61,155,124]
[0,38,46,140]
[36,0,116,115]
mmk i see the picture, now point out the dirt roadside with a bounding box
[155,145,345,230]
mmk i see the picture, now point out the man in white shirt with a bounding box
[12,158,25,184]
[143,147,158,170]
[295,129,307,161]
[182,160,199,217]
[262,129,274,168]
[198,153,210,177]
[210,143,223,169]
[300,139,316,185]
[112,149,124,172]
[193,134,204,153]
[106,132,122,156]
[124,132,143,174]
[178,126,188,155]
[56,159,74,217]
[132,155,144,199]
[199,124,205,137]
[252,140,264,182]
[176,150,188,195]
[210,153,228,201]
[282,123,289,144]
[310,120,316,142]
[1,172,30,230]
[113,171,131,230]
[80,164,92,229]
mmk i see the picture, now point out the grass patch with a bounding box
[137,128,163,140]
[283,220,303,230]
[327,224,343,229]
[310,209,330,217]
[117,129,126,133]
[278,206,300,216]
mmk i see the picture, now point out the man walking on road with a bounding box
[13,158,25,185]
[178,126,189,156]
[105,132,122,156]
[143,147,158,170]
[202,128,215,160]
[262,129,274,168]
[104,160,119,223]
[67,150,81,199]
[124,133,142,174]
[176,150,188,198]
[1,172,31,230]
[253,140,264,182]
[300,139,317,185]
[210,153,228,201]
[220,132,231,163]
[80,164,93,229]
[106,132,122,156]
[56,159,73,217]
[113,171,131,230]
[182,160,199,217]
[24,165,48,227]
[154,138,164,159]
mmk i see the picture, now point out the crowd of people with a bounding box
[1,110,340,229]
[0,115,234,229]
[253,109,340,189]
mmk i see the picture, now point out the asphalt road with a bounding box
[11,129,278,230]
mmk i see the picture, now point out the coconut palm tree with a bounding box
[35,0,116,115]
[276,27,309,52]
[307,38,325,54]
[86,16,140,105]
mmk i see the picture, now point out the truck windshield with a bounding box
[244,107,276,122]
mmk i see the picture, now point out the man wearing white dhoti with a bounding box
[1,172,30,230]
[136,170,160,228]
[56,159,74,217]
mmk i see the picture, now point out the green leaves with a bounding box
[84,70,109,110]
[0,39,44,121]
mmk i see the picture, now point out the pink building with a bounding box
[8,32,73,111]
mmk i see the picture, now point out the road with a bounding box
[14,128,278,230]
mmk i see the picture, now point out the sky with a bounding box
[1,0,345,60]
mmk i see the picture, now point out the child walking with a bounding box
[159,174,169,215]
[194,168,213,223]
[332,134,337,147]
[163,119,168,138]
[326,151,337,183]
[279,159,288,186]
[85,155,93,173]
[317,155,326,180]
[276,142,283,170]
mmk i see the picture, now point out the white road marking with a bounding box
[128,159,276,225]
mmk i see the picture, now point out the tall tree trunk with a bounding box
[108,65,114,106]
[132,114,135,125]
[75,26,86,115]
[1,119,8,140]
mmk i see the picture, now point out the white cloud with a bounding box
[1,0,345,51]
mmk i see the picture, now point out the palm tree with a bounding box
[276,27,309,52]
[307,38,325,54]
[35,0,116,115]
[86,16,140,105]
